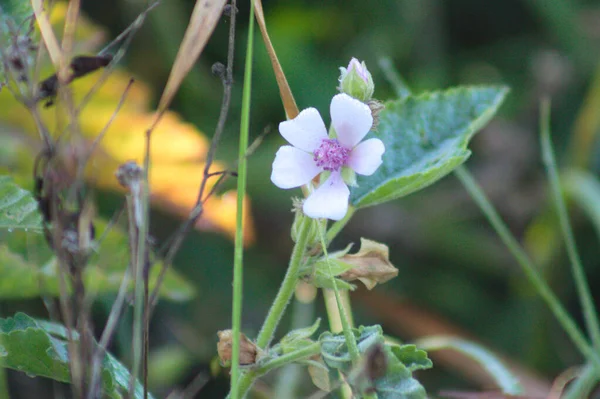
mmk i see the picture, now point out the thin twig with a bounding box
[148,0,238,314]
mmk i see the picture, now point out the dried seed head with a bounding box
[211,62,226,79]
[223,4,238,17]
[338,238,398,290]
[115,161,143,189]
[368,100,385,130]
[217,330,258,366]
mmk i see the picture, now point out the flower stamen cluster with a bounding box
[313,139,350,172]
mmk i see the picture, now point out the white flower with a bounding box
[271,93,385,221]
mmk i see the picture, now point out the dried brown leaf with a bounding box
[338,238,398,289]
[157,0,227,115]
[253,0,298,119]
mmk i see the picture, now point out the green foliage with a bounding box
[0,0,32,27]
[0,174,194,301]
[277,318,321,353]
[320,325,384,373]
[319,326,430,398]
[0,312,153,399]
[0,176,42,232]
[388,344,432,372]
[0,206,195,301]
[350,86,509,208]
[301,244,357,291]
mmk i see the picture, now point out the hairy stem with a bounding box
[234,217,312,397]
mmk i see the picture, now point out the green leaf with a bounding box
[0,0,33,27]
[279,318,321,348]
[0,175,42,232]
[36,317,154,399]
[350,86,509,208]
[319,325,384,373]
[372,361,426,399]
[0,312,70,382]
[0,219,195,301]
[0,312,153,398]
[415,335,523,395]
[388,344,432,372]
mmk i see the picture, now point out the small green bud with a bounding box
[291,198,325,245]
[338,58,374,102]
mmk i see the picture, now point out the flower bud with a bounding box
[338,58,374,102]
[216,330,258,366]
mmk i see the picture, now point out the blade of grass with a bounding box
[562,169,600,240]
[230,1,254,397]
[454,165,600,369]
[540,99,600,351]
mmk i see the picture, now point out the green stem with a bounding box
[273,289,315,398]
[256,217,311,348]
[326,206,355,244]
[230,4,255,398]
[233,342,321,399]
[318,234,359,363]
[233,217,313,397]
[259,342,321,374]
[563,364,597,399]
[454,165,600,368]
[539,99,600,351]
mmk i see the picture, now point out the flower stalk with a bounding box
[233,216,312,397]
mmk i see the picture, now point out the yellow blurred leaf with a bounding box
[0,2,254,244]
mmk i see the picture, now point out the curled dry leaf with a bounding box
[338,238,398,289]
[217,330,258,366]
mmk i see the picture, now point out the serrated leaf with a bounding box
[0,219,195,301]
[0,312,70,381]
[0,176,42,231]
[350,86,508,208]
[0,312,153,398]
[388,344,432,372]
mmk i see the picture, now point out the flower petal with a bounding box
[279,108,328,152]
[330,93,373,148]
[348,138,385,176]
[303,173,350,221]
[271,146,322,189]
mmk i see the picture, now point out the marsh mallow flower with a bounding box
[339,58,374,102]
[271,93,385,221]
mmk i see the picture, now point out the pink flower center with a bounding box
[313,139,350,172]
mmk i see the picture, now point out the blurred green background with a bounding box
[4,0,600,397]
